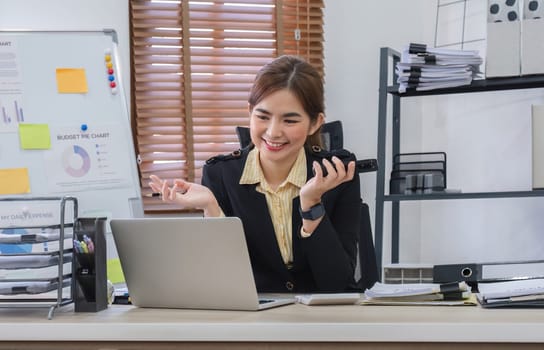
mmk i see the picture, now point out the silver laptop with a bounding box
[110,217,295,311]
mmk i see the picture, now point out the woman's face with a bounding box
[249,89,322,168]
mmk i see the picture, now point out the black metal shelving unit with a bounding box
[374,47,544,278]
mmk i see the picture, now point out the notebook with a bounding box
[110,217,295,311]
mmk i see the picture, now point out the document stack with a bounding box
[396,43,483,93]
[477,278,544,308]
[362,281,476,306]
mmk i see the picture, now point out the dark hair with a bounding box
[248,55,324,147]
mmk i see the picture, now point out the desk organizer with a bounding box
[390,152,447,194]
[0,196,77,319]
[73,217,107,312]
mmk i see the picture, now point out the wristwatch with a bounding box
[299,202,325,220]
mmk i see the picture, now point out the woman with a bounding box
[150,55,361,293]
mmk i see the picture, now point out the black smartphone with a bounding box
[317,158,378,176]
[355,158,378,173]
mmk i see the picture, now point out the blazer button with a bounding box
[285,281,294,291]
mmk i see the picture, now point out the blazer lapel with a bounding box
[291,196,303,265]
[238,184,287,271]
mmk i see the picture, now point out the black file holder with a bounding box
[390,152,447,194]
[73,217,107,312]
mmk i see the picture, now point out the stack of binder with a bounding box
[389,152,446,195]
[396,43,483,93]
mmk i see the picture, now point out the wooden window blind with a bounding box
[130,0,324,212]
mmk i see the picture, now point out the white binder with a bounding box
[532,105,544,189]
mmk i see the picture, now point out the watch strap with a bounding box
[299,202,325,220]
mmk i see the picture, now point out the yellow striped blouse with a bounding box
[239,147,307,265]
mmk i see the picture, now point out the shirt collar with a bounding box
[240,147,307,189]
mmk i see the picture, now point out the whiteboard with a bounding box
[0,30,142,223]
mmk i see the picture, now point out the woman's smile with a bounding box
[262,139,288,151]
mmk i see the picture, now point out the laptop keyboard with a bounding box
[258,299,274,304]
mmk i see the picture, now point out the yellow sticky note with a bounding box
[0,168,31,194]
[18,123,51,149]
[107,258,126,284]
[56,68,88,93]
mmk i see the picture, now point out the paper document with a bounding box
[363,282,474,306]
[0,252,72,269]
[478,279,544,300]
[295,293,361,305]
[362,294,477,306]
[0,277,70,295]
[477,278,544,308]
[396,42,483,93]
[365,281,468,298]
[0,228,73,244]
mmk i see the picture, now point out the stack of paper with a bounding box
[396,43,483,93]
[295,293,361,305]
[363,281,476,306]
[477,278,544,308]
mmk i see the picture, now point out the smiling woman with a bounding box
[129,0,326,213]
[148,55,362,294]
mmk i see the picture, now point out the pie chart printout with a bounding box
[62,145,91,178]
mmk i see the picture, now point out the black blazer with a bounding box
[202,146,361,293]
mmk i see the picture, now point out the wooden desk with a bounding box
[1,303,544,349]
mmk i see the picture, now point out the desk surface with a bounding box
[1,303,544,344]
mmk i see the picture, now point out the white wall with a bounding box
[325,0,544,263]
[325,0,544,267]
[323,0,436,265]
[418,2,544,264]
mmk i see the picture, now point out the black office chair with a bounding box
[319,120,344,151]
[235,126,252,149]
[357,201,379,291]
[235,121,379,291]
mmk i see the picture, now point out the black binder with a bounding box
[433,263,482,283]
[433,260,544,283]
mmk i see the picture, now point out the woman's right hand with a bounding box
[148,174,222,217]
